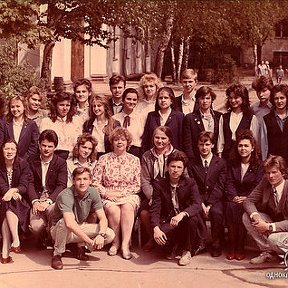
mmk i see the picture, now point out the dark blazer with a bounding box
[183,109,222,160]
[83,119,121,153]
[243,178,288,232]
[226,162,264,201]
[28,154,67,203]
[188,155,227,205]
[142,110,184,153]
[150,176,202,228]
[4,119,39,160]
[0,118,6,146]
[108,98,123,115]
[175,94,199,113]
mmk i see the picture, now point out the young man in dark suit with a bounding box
[150,151,206,266]
[28,129,68,248]
[243,155,288,264]
[108,74,126,115]
[188,131,227,257]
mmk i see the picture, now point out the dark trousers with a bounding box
[160,216,199,252]
[208,202,224,249]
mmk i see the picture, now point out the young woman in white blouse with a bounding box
[40,91,82,160]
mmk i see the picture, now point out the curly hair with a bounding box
[269,84,288,108]
[49,91,76,123]
[229,129,261,171]
[138,72,162,100]
[166,150,188,168]
[225,83,252,116]
[109,127,133,151]
[72,133,98,162]
[252,76,273,92]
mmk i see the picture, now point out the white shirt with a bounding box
[13,119,24,143]
[158,108,172,126]
[91,119,107,153]
[200,153,213,168]
[181,95,196,115]
[113,110,145,147]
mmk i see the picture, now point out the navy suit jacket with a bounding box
[188,155,227,205]
[142,110,184,153]
[150,176,202,228]
[182,109,222,160]
[4,119,39,160]
[0,118,6,146]
[226,162,264,202]
[28,154,67,203]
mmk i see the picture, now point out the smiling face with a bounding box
[153,130,170,152]
[237,139,254,161]
[78,141,93,161]
[110,81,125,101]
[123,92,138,113]
[158,90,172,111]
[228,92,243,111]
[56,100,71,118]
[198,139,213,159]
[75,84,90,104]
[3,142,17,162]
[92,100,105,118]
[181,78,197,94]
[28,94,42,112]
[10,99,25,119]
[274,91,287,112]
[112,135,128,155]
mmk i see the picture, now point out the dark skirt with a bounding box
[0,198,30,233]
[225,201,245,225]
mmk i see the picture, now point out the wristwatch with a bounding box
[98,232,106,238]
[268,224,274,233]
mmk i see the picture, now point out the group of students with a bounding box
[0,69,288,269]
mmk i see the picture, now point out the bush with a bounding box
[0,39,43,98]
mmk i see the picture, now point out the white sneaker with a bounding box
[250,252,278,264]
[178,250,191,266]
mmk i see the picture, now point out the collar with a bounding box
[158,107,172,118]
[200,153,213,166]
[273,179,285,194]
[57,115,67,122]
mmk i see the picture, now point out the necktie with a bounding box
[123,115,130,128]
[171,185,179,214]
[273,188,279,206]
[204,160,209,174]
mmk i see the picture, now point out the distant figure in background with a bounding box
[108,74,126,115]
[265,61,272,79]
[276,65,285,84]
[258,61,267,77]
[73,78,92,124]
[137,73,162,120]
[25,86,48,128]
[176,69,198,115]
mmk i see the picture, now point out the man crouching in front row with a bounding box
[50,167,115,270]
[150,151,207,266]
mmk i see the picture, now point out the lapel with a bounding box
[164,111,174,126]
[195,158,207,181]
[278,180,288,213]
[18,121,28,143]
[206,155,217,181]
[34,157,42,182]
[6,121,14,139]
[193,111,205,131]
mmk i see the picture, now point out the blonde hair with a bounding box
[138,73,163,100]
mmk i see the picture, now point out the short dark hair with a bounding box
[167,150,188,168]
[252,76,273,92]
[109,74,126,87]
[198,131,214,144]
[72,167,92,180]
[122,88,139,102]
[195,86,216,101]
[270,84,288,107]
[39,129,58,147]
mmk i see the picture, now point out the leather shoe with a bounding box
[235,253,245,261]
[51,255,63,270]
[142,240,155,252]
[74,246,89,261]
[211,247,222,257]
[226,252,235,260]
[1,256,13,264]
[121,249,132,260]
[10,246,21,253]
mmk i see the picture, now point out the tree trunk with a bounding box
[182,36,190,70]
[170,41,176,82]
[154,15,173,79]
[253,44,258,76]
[41,40,55,91]
[176,38,184,83]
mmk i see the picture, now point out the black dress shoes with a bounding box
[211,247,222,257]
[51,255,63,270]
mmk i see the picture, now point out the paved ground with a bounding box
[0,241,287,288]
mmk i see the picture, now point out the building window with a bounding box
[273,51,288,68]
[275,20,288,38]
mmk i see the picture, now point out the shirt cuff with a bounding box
[271,223,276,232]
[32,199,40,204]
[250,212,260,219]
